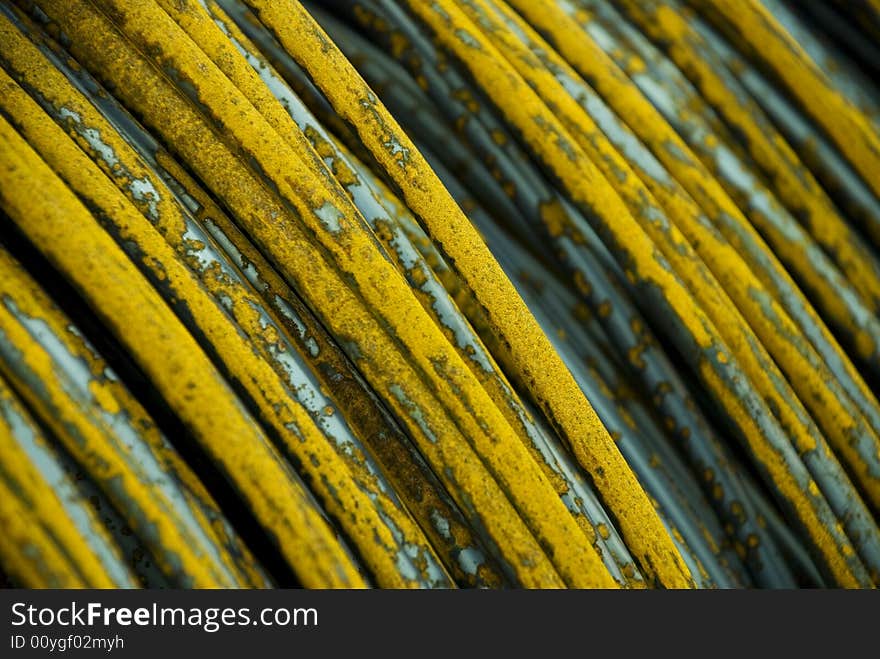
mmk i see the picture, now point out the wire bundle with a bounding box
[0,0,878,588]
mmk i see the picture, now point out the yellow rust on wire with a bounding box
[0,473,89,589]
[612,0,880,324]
[691,0,880,205]
[0,237,266,588]
[0,375,118,588]
[597,7,880,407]
[0,78,407,589]
[0,113,366,589]
[335,137,641,582]
[402,0,870,586]
[37,0,585,588]
[472,0,880,574]
[482,0,880,518]
[155,149,504,588]
[4,0,870,588]
[0,238,248,587]
[242,0,692,588]
[83,0,621,588]
[250,2,605,556]
[0,13,444,589]
[697,360,864,588]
